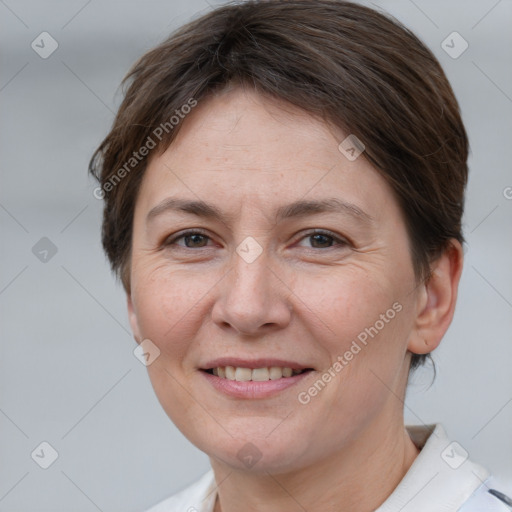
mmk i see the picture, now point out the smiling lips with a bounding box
[209,366,305,381]
[201,359,314,398]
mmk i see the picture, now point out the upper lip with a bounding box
[200,358,313,370]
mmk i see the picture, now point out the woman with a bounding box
[89,1,511,510]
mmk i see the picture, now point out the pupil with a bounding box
[186,234,206,247]
[311,234,331,248]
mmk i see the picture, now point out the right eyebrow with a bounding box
[147,198,228,223]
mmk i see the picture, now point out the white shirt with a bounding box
[144,423,511,512]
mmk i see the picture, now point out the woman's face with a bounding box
[128,88,424,473]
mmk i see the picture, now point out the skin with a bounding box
[127,87,463,512]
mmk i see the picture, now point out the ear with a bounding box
[407,239,464,355]
[127,292,142,344]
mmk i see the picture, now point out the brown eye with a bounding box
[297,230,348,249]
[181,233,209,248]
[165,230,211,248]
[309,233,335,248]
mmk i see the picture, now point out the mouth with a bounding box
[202,366,314,381]
[199,360,315,399]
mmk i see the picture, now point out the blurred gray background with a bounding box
[1,0,511,510]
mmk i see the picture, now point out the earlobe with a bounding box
[407,240,464,356]
[127,293,142,344]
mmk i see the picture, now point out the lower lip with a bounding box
[201,370,312,399]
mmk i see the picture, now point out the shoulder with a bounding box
[142,470,216,512]
[458,477,512,512]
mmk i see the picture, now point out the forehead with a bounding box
[136,88,397,223]
[165,88,341,169]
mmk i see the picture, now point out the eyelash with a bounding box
[163,229,349,250]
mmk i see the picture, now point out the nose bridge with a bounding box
[232,244,272,297]
[212,242,291,335]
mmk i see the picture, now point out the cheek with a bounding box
[293,266,403,353]
[132,263,216,343]
[130,265,216,431]
[289,264,413,411]
[289,270,410,442]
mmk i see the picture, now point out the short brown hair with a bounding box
[89,0,468,372]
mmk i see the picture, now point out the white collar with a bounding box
[376,423,490,511]
[152,423,491,512]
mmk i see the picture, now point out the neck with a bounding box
[211,414,420,512]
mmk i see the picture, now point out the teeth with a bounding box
[212,366,303,381]
[252,368,270,381]
[225,366,236,380]
[269,366,283,380]
[234,367,252,381]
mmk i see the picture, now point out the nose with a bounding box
[211,249,292,336]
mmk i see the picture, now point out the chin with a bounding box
[211,444,308,475]
[196,423,316,474]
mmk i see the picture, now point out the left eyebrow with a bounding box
[146,197,374,225]
[275,198,374,224]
